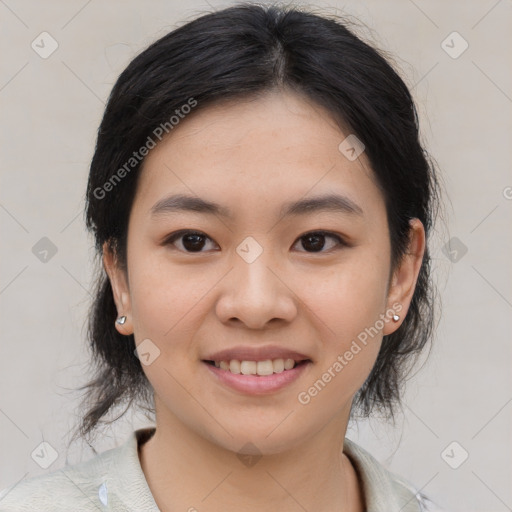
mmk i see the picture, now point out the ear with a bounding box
[102,241,133,336]
[383,218,426,335]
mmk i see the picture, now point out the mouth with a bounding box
[202,358,311,376]
[202,357,312,394]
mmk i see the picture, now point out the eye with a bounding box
[163,229,347,254]
[163,230,218,253]
[293,231,347,253]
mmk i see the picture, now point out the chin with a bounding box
[202,422,309,457]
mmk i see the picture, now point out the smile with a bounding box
[205,358,308,376]
[202,359,312,394]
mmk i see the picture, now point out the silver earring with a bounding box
[392,314,400,322]
[116,315,127,325]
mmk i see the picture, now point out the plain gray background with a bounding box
[1,1,511,511]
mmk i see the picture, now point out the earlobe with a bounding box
[102,241,133,335]
[383,219,425,335]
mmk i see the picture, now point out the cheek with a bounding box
[296,251,389,389]
[302,252,390,340]
[127,245,213,341]
[293,293,384,419]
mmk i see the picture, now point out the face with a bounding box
[104,89,425,455]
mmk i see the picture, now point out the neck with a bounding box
[138,406,364,512]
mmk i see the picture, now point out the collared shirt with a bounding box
[0,427,441,511]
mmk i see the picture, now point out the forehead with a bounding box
[131,90,385,222]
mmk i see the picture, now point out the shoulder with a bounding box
[343,438,445,512]
[0,443,117,512]
[0,428,159,512]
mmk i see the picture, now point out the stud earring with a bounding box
[116,315,127,325]
[392,314,400,322]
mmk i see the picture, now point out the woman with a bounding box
[0,3,443,511]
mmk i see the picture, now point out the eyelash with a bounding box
[163,229,348,254]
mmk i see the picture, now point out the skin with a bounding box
[103,88,425,512]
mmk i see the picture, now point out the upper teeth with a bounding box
[214,358,297,375]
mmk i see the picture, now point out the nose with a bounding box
[215,246,298,329]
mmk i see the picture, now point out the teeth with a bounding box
[212,358,299,375]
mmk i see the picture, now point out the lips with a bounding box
[202,345,312,364]
[203,358,312,394]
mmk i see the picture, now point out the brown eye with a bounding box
[294,231,346,253]
[164,230,217,253]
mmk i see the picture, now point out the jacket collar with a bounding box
[344,437,422,512]
[104,427,159,510]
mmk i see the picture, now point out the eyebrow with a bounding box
[149,192,364,220]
